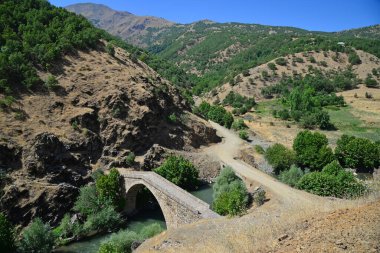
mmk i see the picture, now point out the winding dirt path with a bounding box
[204,121,326,208]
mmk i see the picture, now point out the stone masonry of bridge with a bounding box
[119,170,220,229]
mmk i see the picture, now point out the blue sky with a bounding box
[49,0,380,32]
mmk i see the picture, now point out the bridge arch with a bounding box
[121,171,220,229]
[124,182,172,227]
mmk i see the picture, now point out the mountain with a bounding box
[66,3,174,47]
[0,0,219,226]
[66,3,380,94]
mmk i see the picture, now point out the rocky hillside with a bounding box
[0,0,220,227]
[0,41,220,227]
[205,49,380,103]
[66,3,174,47]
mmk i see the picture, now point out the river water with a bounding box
[55,184,214,253]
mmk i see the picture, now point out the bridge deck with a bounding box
[120,171,219,219]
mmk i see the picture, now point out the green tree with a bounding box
[212,167,248,216]
[265,143,296,174]
[18,218,55,253]
[335,135,379,173]
[231,119,248,131]
[73,185,103,216]
[293,130,334,171]
[96,169,124,208]
[0,213,15,253]
[155,156,199,190]
[239,130,249,140]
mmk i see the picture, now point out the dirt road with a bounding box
[204,121,328,208]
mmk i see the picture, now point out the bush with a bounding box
[265,144,296,174]
[293,131,334,171]
[239,130,249,140]
[297,161,366,198]
[278,165,304,187]
[212,167,248,216]
[155,156,199,190]
[275,57,287,66]
[255,145,265,154]
[18,218,55,253]
[139,223,164,239]
[106,43,115,57]
[231,119,248,131]
[83,206,122,233]
[196,101,211,118]
[335,135,379,173]
[168,113,177,123]
[98,223,163,253]
[252,188,266,206]
[278,109,290,120]
[348,51,362,65]
[0,213,15,253]
[96,168,124,208]
[73,185,103,216]
[98,230,141,253]
[44,75,58,90]
[365,74,379,88]
[267,62,277,71]
[125,152,136,167]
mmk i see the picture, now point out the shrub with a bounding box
[231,119,248,131]
[155,156,199,190]
[168,113,177,123]
[106,43,115,57]
[297,161,366,198]
[97,223,163,253]
[275,57,287,66]
[365,74,379,88]
[278,165,304,187]
[252,188,266,206]
[255,145,265,154]
[139,223,164,239]
[73,185,103,216]
[239,130,249,140]
[212,167,248,216]
[278,109,290,120]
[348,51,362,65]
[125,152,136,167]
[44,75,59,90]
[96,169,124,208]
[98,230,141,253]
[365,92,373,99]
[18,218,55,253]
[0,213,15,253]
[83,206,122,233]
[293,131,334,171]
[308,56,316,63]
[267,62,277,71]
[261,70,269,80]
[335,135,379,173]
[265,144,296,174]
[196,101,211,118]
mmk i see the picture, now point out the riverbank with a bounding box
[55,184,214,253]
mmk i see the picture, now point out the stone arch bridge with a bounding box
[119,170,220,229]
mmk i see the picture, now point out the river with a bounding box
[55,183,214,253]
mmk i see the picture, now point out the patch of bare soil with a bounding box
[275,200,380,253]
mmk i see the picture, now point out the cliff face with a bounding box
[0,42,220,226]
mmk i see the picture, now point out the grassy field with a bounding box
[327,106,380,141]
